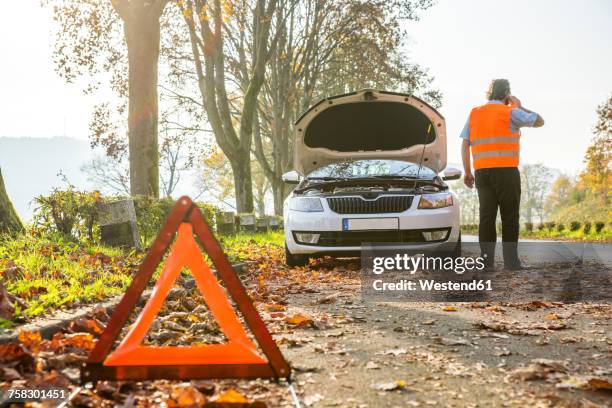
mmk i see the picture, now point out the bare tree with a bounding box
[82,129,207,197]
[253,0,440,214]
[176,0,281,212]
[48,0,171,198]
[520,164,553,224]
[81,155,131,196]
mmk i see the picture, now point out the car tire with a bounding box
[285,244,309,267]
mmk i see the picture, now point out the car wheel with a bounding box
[285,244,309,267]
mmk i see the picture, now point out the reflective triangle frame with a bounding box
[80,196,291,382]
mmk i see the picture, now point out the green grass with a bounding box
[0,233,138,322]
[520,228,612,242]
[460,226,612,242]
[0,230,285,323]
[217,230,285,266]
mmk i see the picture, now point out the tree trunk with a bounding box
[272,180,283,216]
[0,168,23,234]
[230,155,254,213]
[272,178,290,216]
[123,10,161,198]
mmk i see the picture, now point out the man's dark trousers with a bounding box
[475,167,521,267]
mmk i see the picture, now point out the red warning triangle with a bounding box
[81,196,290,382]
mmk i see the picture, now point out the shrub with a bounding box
[32,187,102,241]
[195,202,218,231]
[595,221,605,233]
[133,196,218,244]
[31,191,220,246]
[524,222,533,232]
[556,223,565,232]
[537,223,545,231]
[569,221,581,231]
[545,222,556,230]
[583,221,592,234]
[132,196,175,244]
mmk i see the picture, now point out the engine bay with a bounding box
[295,180,445,197]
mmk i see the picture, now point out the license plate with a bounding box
[343,218,399,231]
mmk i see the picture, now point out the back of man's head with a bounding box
[487,79,510,101]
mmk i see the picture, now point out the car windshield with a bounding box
[307,160,436,180]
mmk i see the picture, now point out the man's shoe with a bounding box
[482,263,497,272]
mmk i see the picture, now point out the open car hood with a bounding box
[294,90,446,175]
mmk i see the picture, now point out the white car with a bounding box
[282,89,462,267]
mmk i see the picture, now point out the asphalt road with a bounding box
[278,258,612,407]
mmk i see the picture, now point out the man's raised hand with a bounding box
[508,95,522,108]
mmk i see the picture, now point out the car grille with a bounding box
[327,196,413,214]
[294,229,450,247]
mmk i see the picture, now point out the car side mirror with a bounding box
[442,167,462,181]
[282,170,301,184]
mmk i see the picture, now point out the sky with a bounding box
[403,0,612,173]
[0,0,611,174]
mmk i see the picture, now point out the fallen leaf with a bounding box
[69,318,104,335]
[556,376,589,390]
[588,377,612,390]
[263,303,286,312]
[422,320,435,325]
[373,380,407,391]
[0,343,35,372]
[545,313,559,320]
[518,300,551,310]
[213,389,248,403]
[382,348,408,356]
[508,359,568,381]
[365,361,380,369]
[18,330,42,354]
[169,385,207,407]
[439,337,470,346]
[315,295,337,304]
[285,314,314,328]
[50,332,95,351]
[0,282,15,319]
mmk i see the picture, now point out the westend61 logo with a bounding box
[367,253,492,294]
[362,242,611,302]
[372,254,486,275]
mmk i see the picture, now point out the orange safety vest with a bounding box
[469,103,520,170]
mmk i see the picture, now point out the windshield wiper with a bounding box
[365,175,418,179]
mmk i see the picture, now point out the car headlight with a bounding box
[289,197,324,212]
[418,192,453,209]
[294,232,320,244]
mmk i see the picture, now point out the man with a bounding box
[460,79,544,269]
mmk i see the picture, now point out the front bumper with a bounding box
[284,197,460,255]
